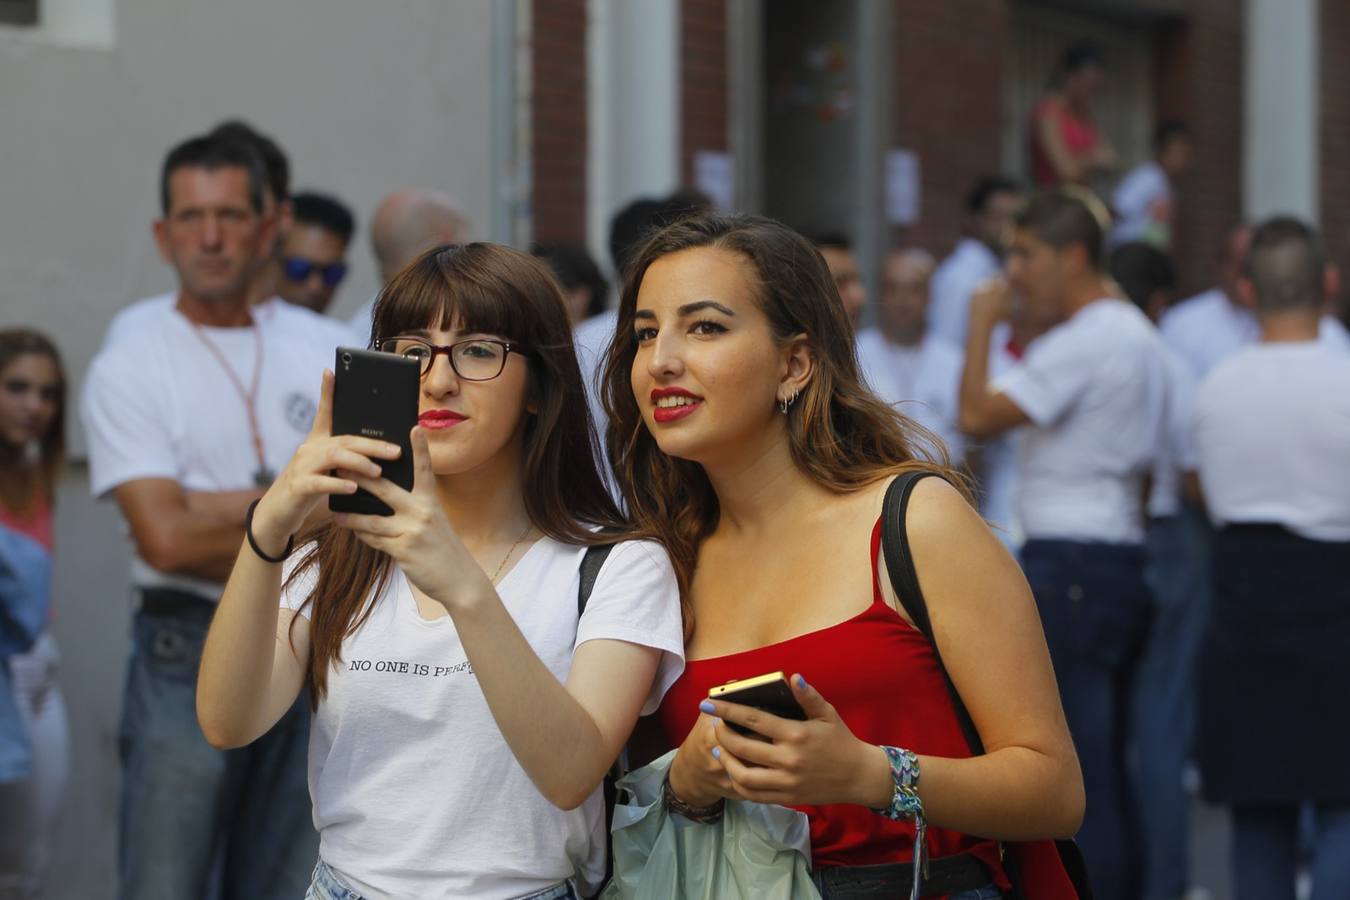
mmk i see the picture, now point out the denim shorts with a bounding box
[304,859,579,899]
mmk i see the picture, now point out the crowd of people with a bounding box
[1,41,1348,900]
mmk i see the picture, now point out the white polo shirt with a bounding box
[1148,349,1199,519]
[856,329,966,465]
[1160,287,1350,380]
[81,298,345,599]
[1192,341,1350,542]
[994,298,1169,545]
[929,238,1001,349]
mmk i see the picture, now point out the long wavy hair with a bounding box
[600,213,968,630]
[288,243,627,703]
[0,328,66,516]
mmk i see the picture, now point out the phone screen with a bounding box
[328,347,420,516]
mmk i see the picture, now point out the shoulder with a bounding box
[593,537,676,580]
[922,335,963,367]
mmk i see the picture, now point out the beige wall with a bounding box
[0,0,499,458]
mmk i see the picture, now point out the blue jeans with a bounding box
[1132,509,1212,899]
[304,859,580,899]
[118,600,317,900]
[1021,539,1151,900]
[1233,803,1350,900]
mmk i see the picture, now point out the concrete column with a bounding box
[1244,0,1319,222]
[587,0,681,273]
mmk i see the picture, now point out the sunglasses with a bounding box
[282,256,348,287]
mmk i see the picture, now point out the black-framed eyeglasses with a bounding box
[282,256,348,287]
[378,336,528,381]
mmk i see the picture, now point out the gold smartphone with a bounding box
[708,671,807,736]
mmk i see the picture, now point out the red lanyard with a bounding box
[188,317,273,486]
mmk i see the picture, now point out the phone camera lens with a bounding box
[341,352,353,366]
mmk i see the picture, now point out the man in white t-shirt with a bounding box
[345,189,472,341]
[813,232,869,331]
[1189,217,1350,895]
[856,248,966,465]
[958,191,1168,900]
[1160,223,1350,382]
[80,134,323,900]
[1108,240,1209,900]
[929,176,1023,349]
[1108,121,1192,251]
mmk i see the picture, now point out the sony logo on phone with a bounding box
[360,428,385,437]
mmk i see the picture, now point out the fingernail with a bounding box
[795,675,808,690]
[698,700,716,715]
[711,747,721,760]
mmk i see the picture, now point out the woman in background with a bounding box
[0,328,70,900]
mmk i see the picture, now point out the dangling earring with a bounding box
[779,389,799,415]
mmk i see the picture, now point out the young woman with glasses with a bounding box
[0,328,70,899]
[601,214,1083,899]
[197,244,685,900]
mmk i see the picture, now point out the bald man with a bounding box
[346,189,471,339]
[855,248,967,464]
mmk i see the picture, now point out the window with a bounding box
[0,0,38,26]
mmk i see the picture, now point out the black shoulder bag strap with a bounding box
[578,542,616,618]
[577,540,619,898]
[880,472,1093,900]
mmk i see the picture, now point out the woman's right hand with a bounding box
[250,370,402,550]
[666,712,737,808]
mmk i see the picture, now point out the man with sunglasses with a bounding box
[277,191,355,315]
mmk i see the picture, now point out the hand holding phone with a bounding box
[328,347,420,516]
[708,671,808,737]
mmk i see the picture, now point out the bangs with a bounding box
[371,247,536,345]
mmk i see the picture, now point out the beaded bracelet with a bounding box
[661,775,725,824]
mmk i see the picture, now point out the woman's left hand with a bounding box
[702,674,892,809]
[333,426,493,612]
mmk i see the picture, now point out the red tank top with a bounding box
[1029,96,1102,187]
[658,521,1008,888]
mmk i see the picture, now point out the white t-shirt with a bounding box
[1109,161,1173,248]
[980,338,1023,548]
[1160,287,1350,380]
[106,291,357,350]
[280,537,685,900]
[994,299,1169,544]
[1192,341,1350,541]
[1147,348,1199,519]
[856,329,966,464]
[928,238,1001,349]
[81,298,344,598]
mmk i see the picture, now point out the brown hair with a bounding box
[0,328,66,516]
[288,243,627,703]
[600,213,968,630]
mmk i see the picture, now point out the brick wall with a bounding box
[1321,0,1350,315]
[531,0,588,242]
[890,0,1009,256]
[1155,0,1244,295]
[680,0,729,186]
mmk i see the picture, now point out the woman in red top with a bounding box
[1029,41,1117,188]
[601,213,1083,898]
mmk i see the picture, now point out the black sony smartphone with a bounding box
[708,671,808,737]
[328,347,420,516]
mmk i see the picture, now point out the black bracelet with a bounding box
[245,499,294,564]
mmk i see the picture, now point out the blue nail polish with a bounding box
[795,674,808,690]
[698,700,716,714]
[711,746,721,760]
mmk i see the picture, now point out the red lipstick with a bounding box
[419,409,467,430]
[650,387,703,423]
